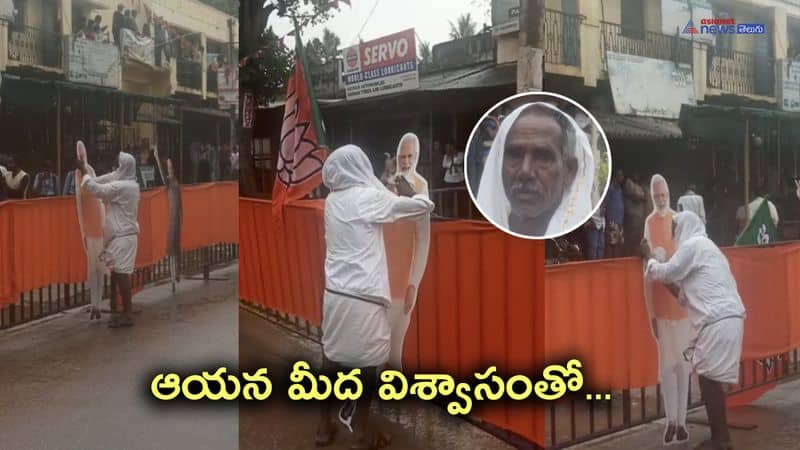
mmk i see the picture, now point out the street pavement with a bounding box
[0,264,239,450]
[570,377,800,449]
[239,307,516,450]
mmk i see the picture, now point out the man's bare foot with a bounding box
[664,423,676,445]
[315,420,337,447]
[676,425,689,443]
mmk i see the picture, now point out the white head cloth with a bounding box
[323,144,386,192]
[475,102,595,236]
[674,211,707,247]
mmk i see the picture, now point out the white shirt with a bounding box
[735,196,779,227]
[677,192,706,224]
[646,235,745,331]
[82,174,141,239]
[324,187,433,305]
[442,152,465,184]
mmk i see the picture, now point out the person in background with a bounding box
[85,18,97,40]
[624,173,649,256]
[112,4,124,44]
[230,145,239,181]
[467,116,498,194]
[678,183,707,224]
[33,160,59,197]
[584,198,606,260]
[4,155,30,199]
[0,155,8,201]
[62,168,76,196]
[92,15,107,39]
[735,184,779,235]
[380,153,397,193]
[154,16,165,66]
[605,169,626,258]
[442,142,465,186]
[129,9,139,35]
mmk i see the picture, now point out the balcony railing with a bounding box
[7,25,62,69]
[707,46,774,97]
[544,9,582,67]
[601,22,692,70]
[177,59,202,91]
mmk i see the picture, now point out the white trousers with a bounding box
[85,237,105,309]
[657,318,693,427]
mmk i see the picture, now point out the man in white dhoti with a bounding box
[678,183,707,224]
[475,102,594,237]
[317,145,434,449]
[78,152,141,328]
[643,211,746,450]
[643,175,692,445]
[385,133,431,371]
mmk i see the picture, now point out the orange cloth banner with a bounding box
[0,182,238,305]
[239,199,546,446]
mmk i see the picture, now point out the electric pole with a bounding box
[517,0,545,92]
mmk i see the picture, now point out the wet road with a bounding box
[239,307,515,450]
[572,376,800,449]
[0,265,239,450]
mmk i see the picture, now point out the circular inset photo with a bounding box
[464,92,612,240]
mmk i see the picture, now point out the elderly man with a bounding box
[78,152,141,328]
[643,175,692,445]
[317,145,433,448]
[643,212,746,450]
[475,102,594,237]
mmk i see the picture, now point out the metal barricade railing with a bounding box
[7,24,63,69]
[600,22,692,71]
[429,186,483,220]
[0,243,238,330]
[177,59,203,91]
[546,350,800,448]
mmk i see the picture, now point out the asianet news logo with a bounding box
[683,18,765,35]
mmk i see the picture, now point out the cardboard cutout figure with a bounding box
[75,141,107,320]
[643,174,693,445]
[384,133,431,370]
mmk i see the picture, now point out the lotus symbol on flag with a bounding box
[757,224,770,245]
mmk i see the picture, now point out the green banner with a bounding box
[735,199,779,246]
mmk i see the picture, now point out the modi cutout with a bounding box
[643,174,692,445]
[475,102,595,237]
[384,133,431,370]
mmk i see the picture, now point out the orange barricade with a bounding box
[239,198,547,446]
[545,245,800,391]
[0,182,238,305]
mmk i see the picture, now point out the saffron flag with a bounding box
[728,198,785,408]
[272,32,328,225]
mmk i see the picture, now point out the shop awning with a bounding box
[593,114,682,140]
[679,104,800,143]
[182,105,233,118]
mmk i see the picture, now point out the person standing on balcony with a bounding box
[643,211,745,450]
[112,4,124,44]
[4,156,30,199]
[128,9,139,35]
[78,152,141,328]
[33,160,59,197]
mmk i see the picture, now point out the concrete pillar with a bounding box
[170,57,177,95]
[0,21,8,72]
[201,33,207,98]
[579,0,602,87]
[693,42,708,101]
[773,7,788,61]
[60,0,72,36]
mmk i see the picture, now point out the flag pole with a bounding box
[292,15,328,148]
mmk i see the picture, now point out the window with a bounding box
[621,0,645,39]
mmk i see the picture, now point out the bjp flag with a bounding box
[272,30,329,227]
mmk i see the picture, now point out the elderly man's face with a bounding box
[502,113,574,219]
[398,140,415,173]
[653,179,669,210]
